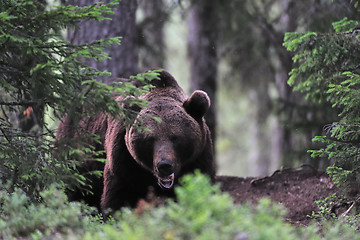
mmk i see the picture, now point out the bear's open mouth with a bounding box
[157,173,175,189]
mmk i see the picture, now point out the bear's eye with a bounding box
[170,136,194,159]
[134,137,155,165]
[170,136,183,146]
[136,137,155,150]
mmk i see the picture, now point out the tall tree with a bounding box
[0,0,130,198]
[217,0,358,174]
[187,0,219,144]
[67,0,138,79]
[138,0,167,70]
[284,0,360,193]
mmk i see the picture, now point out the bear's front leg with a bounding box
[100,164,154,218]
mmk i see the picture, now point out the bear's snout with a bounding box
[155,160,175,190]
[157,160,174,177]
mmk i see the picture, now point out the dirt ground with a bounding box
[216,165,340,226]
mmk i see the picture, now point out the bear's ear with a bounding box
[150,70,178,88]
[183,90,210,120]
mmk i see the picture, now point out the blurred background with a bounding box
[65,0,358,177]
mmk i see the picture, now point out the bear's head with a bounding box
[125,73,211,189]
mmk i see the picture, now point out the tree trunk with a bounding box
[138,0,166,71]
[273,0,300,167]
[187,0,219,145]
[67,0,138,79]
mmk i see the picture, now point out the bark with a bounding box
[247,0,301,171]
[67,0,138,79]
[138,0,166,70]
[273,0,301,167]
[187,0,219,145]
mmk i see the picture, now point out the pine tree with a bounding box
[0,0,154,200]
[284,1,360,192]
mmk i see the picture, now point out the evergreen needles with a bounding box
[284,1,360,191]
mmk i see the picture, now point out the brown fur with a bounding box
[57,70,215,214]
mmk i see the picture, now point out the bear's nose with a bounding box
[157,160,174,177]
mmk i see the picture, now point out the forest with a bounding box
[1,0,360,239]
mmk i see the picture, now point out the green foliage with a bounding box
[0,0,158,201]
[83,172,358,240]
[1,172,360,239]
[83,172,298,240]
[0,185,98,239]
[311,193,338,220]
[284,30,360,103]
[332,17,359,33]
[284,2,360,189]
[83,172,293,240]
[311,193,360,230]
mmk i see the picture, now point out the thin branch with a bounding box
[0,100,49,106]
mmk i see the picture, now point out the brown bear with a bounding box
[57,70,215,214]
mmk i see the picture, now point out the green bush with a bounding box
[0,185,99,239]
[82,172,360,240]
[1,172,360,239]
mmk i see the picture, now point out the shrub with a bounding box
[2,172,360,239]
[82,172,360,240]
[0,185,99,239]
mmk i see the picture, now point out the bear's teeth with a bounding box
[158,173,174,189]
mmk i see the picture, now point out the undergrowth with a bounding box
[1,172,360,240]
